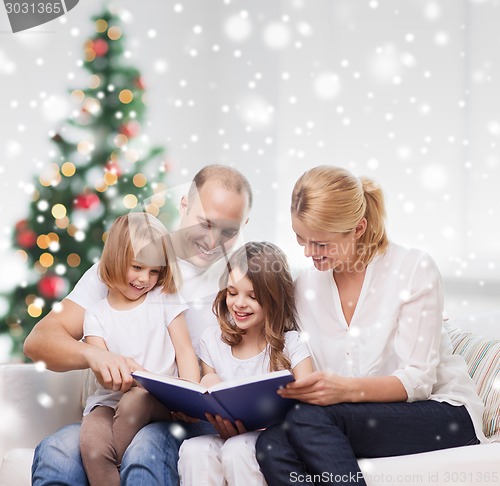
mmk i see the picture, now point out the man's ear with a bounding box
[180,195,188,215]
[354,218,367,239]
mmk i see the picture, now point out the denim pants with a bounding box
[256,401,479,486]
[32,419,216,486]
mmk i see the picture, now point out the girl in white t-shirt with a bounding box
[80,212,200,486]
[178,241,313,486]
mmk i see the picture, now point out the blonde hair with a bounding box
[213,242,297,373]
[99,212,180,293]
[291,166,388,266]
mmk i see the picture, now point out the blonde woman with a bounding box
[256,166,486,485]
[79,212,200,486]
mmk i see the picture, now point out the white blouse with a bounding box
[295,242,487,443]
[198,327,311,381]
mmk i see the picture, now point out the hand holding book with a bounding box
[132,369,296,431]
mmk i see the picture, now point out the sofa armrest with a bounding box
[0,364,84,462]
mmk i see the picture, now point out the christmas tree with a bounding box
[1,6,174,359]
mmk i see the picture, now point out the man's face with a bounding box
[175,180,249,268]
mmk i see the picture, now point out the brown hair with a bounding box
[188,165,253,210]
[213,241,296,372]
[291,166,388,266]
[99,212,180,293]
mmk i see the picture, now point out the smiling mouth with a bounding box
[196,243,220,256]
[130,283,145,290]
[234,311,252,318]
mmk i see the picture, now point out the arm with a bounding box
[85,335,109,351]
[291,356,314,380]
[199,358,245,438]
[24,298,89,370]
[168,313,200,383]
[24,299,143,392]
[200,361,222,387]
[284,252,443,405]
[279,372,407,405]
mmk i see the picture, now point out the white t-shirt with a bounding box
[198,327,311,381]
[82,288,187,415]
[67,260,221,352]
[294,242,487,443]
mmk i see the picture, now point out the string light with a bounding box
[37,235,51,249]
[104,172,118,185]
[16,250,28,262]
[125,148,139,162]
[61,162,76,177]
[107,26,122,40]
[51,204,67,220]
[95,19,108,33]
[146,204,160,217]
[28,304,43,318]
[39,253,54,268]
[133,173,147,187]
[123,194,138,209]
[67,253,81,267]
[83,98,101,114]
[119,89,134,104]
[55,216,69,229]
[77,141,95,154]
[114,134,128,147]
[88,75,101,89]
[84,44,96,62]
[95,181,108,193]
[71,90,85,103]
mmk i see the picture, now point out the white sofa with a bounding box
[1,315,499,486]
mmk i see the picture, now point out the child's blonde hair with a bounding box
[291,166,388,266]
[213,241,297,373]
[99,212,180,293]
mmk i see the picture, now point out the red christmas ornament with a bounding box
[134,76,146,90]
[119,121,141,138]
[38,275,67,299]
[16,227,37,248]
[93,38,109,57]
[15,219,29,230]
[74,193,100,210]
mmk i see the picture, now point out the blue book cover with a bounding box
[132,369,296,431]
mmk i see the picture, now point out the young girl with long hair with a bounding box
[79,212,200,486]
[178,241,313,486]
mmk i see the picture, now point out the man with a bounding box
[24,165,252,485]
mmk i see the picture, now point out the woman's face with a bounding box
[291,214,359,272]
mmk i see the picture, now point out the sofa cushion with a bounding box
[0,448,34,486]
[448,327,500,441]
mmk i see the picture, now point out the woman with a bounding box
[256,166,486,485]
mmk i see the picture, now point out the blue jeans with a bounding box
[256,401,479,485]
[32,420,216,485]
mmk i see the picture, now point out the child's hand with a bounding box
[205,413,246,439]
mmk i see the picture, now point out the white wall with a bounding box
[1,0,499,321]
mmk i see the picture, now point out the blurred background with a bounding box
[0,0,499,360]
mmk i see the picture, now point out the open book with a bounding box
[132,369,296,431]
